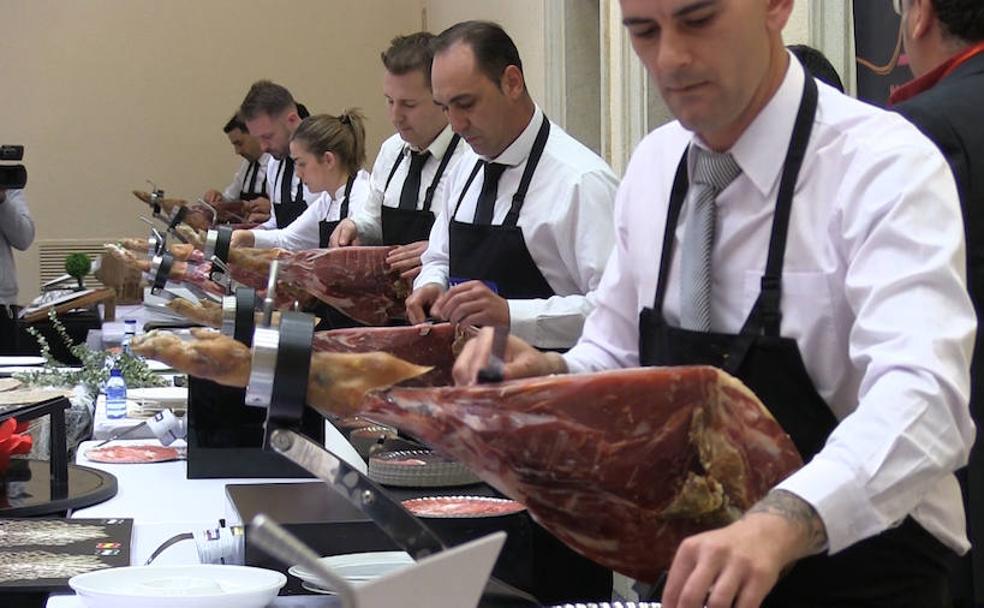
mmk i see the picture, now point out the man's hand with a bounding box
[405,283,443,324]
[452,326,567,385]
[202,189,224,204]
[432,280,509,327]
[244,197,271,223]
[662,490,828,608]
[386,241,428,280]
[330,218,361,247]
[230,229,255,249]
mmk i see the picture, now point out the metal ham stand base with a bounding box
[226,262,539,607]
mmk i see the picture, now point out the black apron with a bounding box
[239,159,267,202]
[640,74,953,607]
[317,175,356,248]
[447,116,553,300]
[272,157,307,228]
[312,176,362,331]
[381,134,462,246]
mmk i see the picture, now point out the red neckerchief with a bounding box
[890,41,984,105]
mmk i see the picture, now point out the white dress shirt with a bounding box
[351,126,468,244]
[221,153,271,201]
[415,106,618,349]
[252,170,370,251]
[565,57,976,555]
[255,155,321,230]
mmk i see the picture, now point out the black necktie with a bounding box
[473,162,508,224]
[398,151,430,210]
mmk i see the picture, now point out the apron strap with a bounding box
[339,174,356,220]
[504,116,551,227]
[422,133,461,212]
[652,150,691,314]
[384,150,405,192]
[451,160,483,222]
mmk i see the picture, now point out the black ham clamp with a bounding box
[147,251,221,304]
[221,287,258,347]
[204,226,238,292]
[241,260,538,607]
[139,217,168,259]
[147,179,165,217]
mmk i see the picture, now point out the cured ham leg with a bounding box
[121,238,205,263]
[103,245,225,296]
[358,366,803,582]
[165,298,224,327]
[312,323,463,386]
[130,329,430,414]
[131,191,211,231]
[277,247,411,325]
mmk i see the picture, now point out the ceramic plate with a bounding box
[70,564,286,608]
[288,551,414,590]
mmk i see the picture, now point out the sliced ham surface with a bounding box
[359,366,803,582]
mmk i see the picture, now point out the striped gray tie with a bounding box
[679,147,742,331]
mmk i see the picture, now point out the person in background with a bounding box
[787,44,845,92]
[236,80,318,231]
[405,21,618,351]
[331,32,467,282]
[231,111,370,252]
[0,188,35,354]
[891,1,984,605]
[202,113,272,223]
[455,1,975,606]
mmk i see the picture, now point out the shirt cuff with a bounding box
[775,456,883,554]
[251,229,278,249]
[414,267,447,291]
[507,299,539,345]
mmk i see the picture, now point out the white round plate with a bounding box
[69,564,286,608]
[0,356,46,366]
[289,551,413,589]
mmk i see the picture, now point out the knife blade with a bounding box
[477,325,509,384]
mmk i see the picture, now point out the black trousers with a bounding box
[763,518,954,608]
[0,304,21,354]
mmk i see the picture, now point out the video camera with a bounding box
[0,145,27,189]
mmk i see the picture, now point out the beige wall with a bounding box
[3,0,425,303]
[424,0,547,105]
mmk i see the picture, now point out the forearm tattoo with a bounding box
[745,489,828,555]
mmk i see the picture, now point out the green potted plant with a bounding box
[64,253,92,291]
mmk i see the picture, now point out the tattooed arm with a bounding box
[661,489,827,608]
[746,489,828,555]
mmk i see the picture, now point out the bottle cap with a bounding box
[110,368,122,377]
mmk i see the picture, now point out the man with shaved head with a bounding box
[454,1,977,606]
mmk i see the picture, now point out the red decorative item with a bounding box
[0,418,33,473]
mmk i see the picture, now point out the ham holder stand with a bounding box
[233,261,539,607]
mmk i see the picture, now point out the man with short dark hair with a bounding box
[237,80,318,230]
[454,1,976,606]
[405,21,618,351]
[201,114,271,223]
[331,32,467,281]
[892,2,984,604]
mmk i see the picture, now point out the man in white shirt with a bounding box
[405,21,618,350]
[331,32,467,281]
[454,1,977,607]
[201,114,271,223]
[235,80,319,231]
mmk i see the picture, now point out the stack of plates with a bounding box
[368,450,481,488]
[288,551,414,595]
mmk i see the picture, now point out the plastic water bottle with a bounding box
[105,368,128,420]
[123,319,137,352]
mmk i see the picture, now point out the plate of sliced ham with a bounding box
[84,445,183,464]
[401,496,525,518]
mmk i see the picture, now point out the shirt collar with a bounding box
[690,51,803,199]
[889,41,984,105]
[404,124,456,159]
[480,104,543,167]
[330,178,351,202]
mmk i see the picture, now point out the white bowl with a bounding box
[69,564,286,608]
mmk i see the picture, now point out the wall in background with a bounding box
[2,0,425,303]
